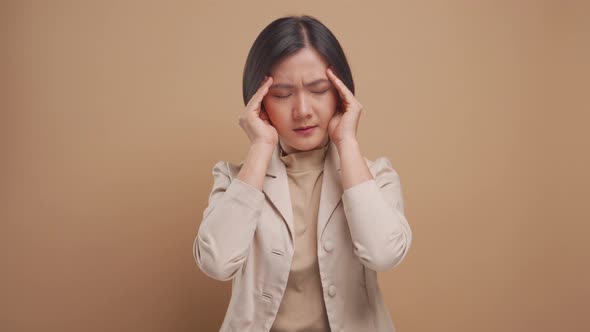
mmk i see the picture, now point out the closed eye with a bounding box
[273,89,329,99]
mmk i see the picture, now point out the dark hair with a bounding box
[242,15,355,108]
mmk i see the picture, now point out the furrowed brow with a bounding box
[270,78,330,89]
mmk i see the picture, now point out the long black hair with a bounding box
[242,15,355,109]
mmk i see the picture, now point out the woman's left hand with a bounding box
[326,66,363,147]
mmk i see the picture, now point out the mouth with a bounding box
[294,125,317,131]
[294,125,318,136]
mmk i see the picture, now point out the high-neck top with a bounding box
[279,142,329,172]
[271,140,331,332]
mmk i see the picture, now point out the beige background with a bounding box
[2,1,589,331]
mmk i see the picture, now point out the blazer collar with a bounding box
[259,139,343,245]
[265,139,341,177]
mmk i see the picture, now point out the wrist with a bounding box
[335,137,359,151]
[250,141,277,153]
[238,143,275,191]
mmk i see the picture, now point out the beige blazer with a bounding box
[193,139,412,332]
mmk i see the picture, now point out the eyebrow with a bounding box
[270,78,330,89]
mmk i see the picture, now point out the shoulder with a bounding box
[363,155,397,176]
[213,155,399,181]
[210,160,244,181]
[362,155,401,187]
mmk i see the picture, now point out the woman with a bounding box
[193,15,412,332]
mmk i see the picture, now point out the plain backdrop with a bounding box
[2,1,589,331]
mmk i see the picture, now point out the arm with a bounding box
[193,144,272,281]
[338,140,412,271]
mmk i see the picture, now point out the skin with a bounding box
[262,47,339,154]
[237,47,373,191]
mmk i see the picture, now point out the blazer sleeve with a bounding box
[193,161,265,281]
[341,157,412,271]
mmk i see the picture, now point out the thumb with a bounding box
[328,113,341,133]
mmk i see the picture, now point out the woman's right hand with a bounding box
[239,76,278,147]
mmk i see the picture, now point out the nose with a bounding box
[292,93,312,119]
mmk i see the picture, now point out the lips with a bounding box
[295,125,317,131]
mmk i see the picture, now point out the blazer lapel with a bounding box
[262,144,295,245]
[317,140,343,239]
[251,140,343,246]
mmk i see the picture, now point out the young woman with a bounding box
[193,15,412,332]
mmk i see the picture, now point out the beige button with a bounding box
[328,285,337,297]
[323,240,334,252]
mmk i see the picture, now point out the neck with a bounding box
[279,138,330,156]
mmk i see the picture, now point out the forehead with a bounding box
[269,48,329,83]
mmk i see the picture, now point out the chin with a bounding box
[287,136,328,151]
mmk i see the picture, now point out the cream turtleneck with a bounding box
[270,141,331,332]
[279,141,329,172]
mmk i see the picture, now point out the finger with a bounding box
[246,76,273,111]
[326,67,355,106]
[246,77,270,110]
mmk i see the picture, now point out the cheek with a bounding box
[330,90,340,107]
[264,106,289,129]
[321,93,339,117]
[321,108,337,123]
